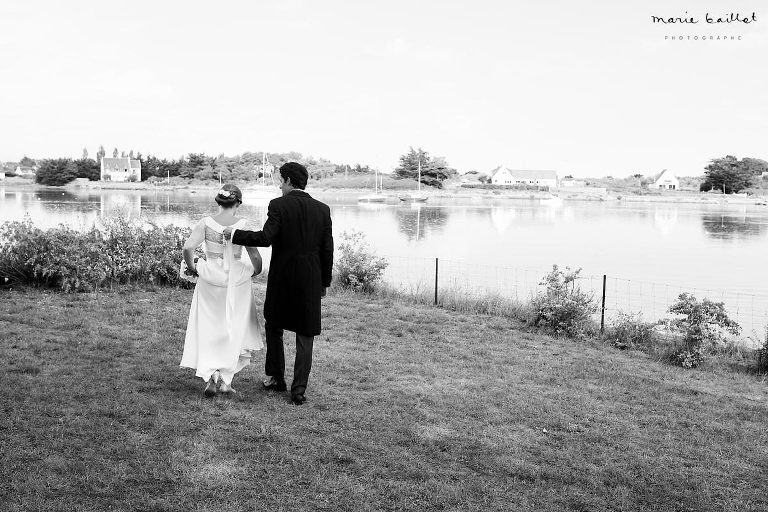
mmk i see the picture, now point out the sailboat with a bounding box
[358,168,386,203]
[398,160,428,203]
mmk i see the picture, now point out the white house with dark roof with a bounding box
[650,169,678,190]
[100,157,141,182]
[489,167,558,188]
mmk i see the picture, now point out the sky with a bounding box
[1,0,766,178]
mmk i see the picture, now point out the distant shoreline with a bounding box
[2,177,767,206]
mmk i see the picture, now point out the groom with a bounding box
[223,162,333,405]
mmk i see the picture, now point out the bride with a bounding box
[179,184,263,396]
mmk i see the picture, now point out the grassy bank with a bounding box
[2,285,768,511]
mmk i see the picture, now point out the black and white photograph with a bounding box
[1,1,767,510]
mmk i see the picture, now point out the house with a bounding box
[101,157,141,182]
[15,166,36,177]
[650,169,679,190]
[761,171,768,179]
[559,177,586,188]
[489,167,558,188]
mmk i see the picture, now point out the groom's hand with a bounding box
[222,227,232,240]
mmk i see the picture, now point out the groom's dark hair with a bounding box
[280,162,308,190]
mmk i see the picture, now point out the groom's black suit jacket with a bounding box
[232,190,333,336]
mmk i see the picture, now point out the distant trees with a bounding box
[700,156,767,193]
[140,155,181,180]
[24,148,449,186]
[335,163,374,175]
[19,155,36,167]
[36,159,78,185]
[75,158,100,181]
[394,147,457,189]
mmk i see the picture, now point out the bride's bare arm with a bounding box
[245,246,262,275]
[182,221,206,274]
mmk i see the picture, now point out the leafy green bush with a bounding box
[333,230,388,292]
[666,293,741,368]
[604,312,657,349]
[0,217,189,292]
[529,265,597,338]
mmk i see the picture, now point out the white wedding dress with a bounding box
[180,217,263,385]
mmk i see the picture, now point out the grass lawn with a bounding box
[1,285,767,511]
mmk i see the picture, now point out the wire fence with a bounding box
[379,254,768,347]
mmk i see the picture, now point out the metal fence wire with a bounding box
[379,254,768,345]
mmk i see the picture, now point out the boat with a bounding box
[398,160,428,203]
[358,168,386,203]
[540,193,563,205]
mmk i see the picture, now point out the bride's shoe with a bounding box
[204,376,217,398]
[217,373,236,395]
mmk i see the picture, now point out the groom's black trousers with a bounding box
[265,324,314,396]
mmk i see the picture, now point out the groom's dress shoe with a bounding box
[291,394,306,405]
[263,376,287,392]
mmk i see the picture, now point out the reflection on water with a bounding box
[0,188,274,230]
[702,214,767,240]
[394,204,448,241]
[4,188,768,244]
[653,208,679,237]
[3,187,768,303]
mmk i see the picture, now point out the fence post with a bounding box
[600,274,607,334]
[434,258,439,305]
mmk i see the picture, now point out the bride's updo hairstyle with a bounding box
[215,184,243,208]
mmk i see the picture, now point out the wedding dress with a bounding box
[180,217,263,385]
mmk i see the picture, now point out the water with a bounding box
[2,186,767,337]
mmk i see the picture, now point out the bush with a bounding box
[666,293,741,368]
[604,312,657,349]
[757,325,768,373]
[333,230,388,292]
[0,217,190,292]
[529,265,597,338]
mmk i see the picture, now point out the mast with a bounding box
[417,160,421,192]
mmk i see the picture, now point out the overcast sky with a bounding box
[1,0,766,177]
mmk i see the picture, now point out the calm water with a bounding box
[3,186,768,333]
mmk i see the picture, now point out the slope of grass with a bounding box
[1,286,767,511]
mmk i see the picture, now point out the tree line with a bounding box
[8,148,767,192]
[18,148,383,186]
[15,145,460,188]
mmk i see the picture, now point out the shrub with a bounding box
[604,312,657,349]
[100,216,188,286]
[334,230,388,292]
[757,325,768,373]
[666,293,741,368]
[0,217,190,292]
[529,265,597,338]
